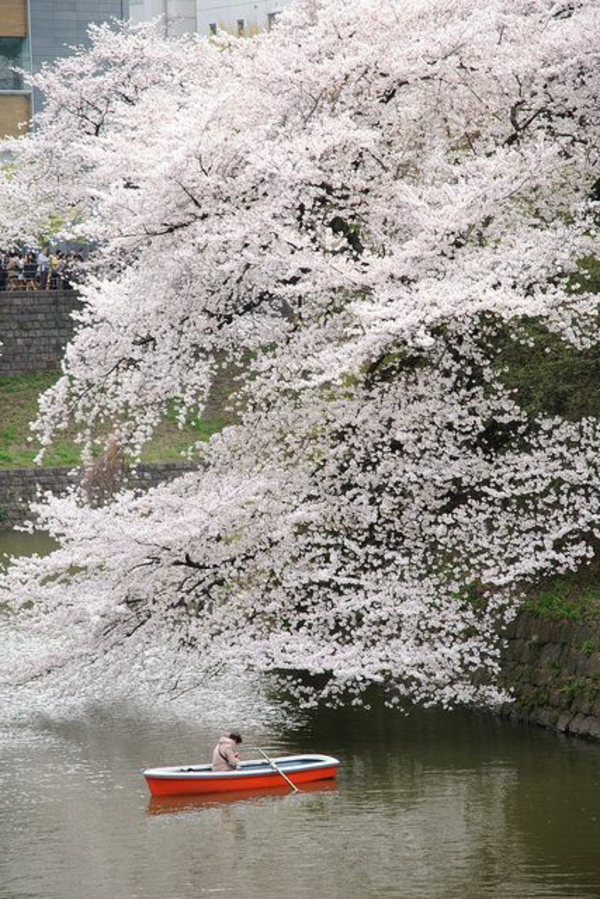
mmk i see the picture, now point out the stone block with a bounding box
[577,653,600,678]
[549,689,568,708]
[539,642,562,666]
[585,718,600,740]
[532,667,554,687]
[560,646,579,672]
[568,713,593,737]
[570,694,593,716]
[556,712,572,732]
[574,623,597,645]
[533,708,560,728]
[518,614,539,639]
[522,641,543,665]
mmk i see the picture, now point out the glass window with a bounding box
[208,23,217,36]
[267,12,280,31]
[237,19,245,36]
[0,37,28,92]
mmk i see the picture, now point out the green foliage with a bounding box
[523,568,600,622]
[559,674,600,704]
[0,373,66,467]
[494,258,600,420]
[365,258,600,418]
[496,320,600,420]
[35,211,88,249]
[524,591,584,620]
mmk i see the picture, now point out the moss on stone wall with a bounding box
[500,611,600,740]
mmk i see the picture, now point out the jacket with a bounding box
[212,736,241,771]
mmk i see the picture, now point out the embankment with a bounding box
[500,613,600,740]
[0,462,197,530]
[0,290,82,377]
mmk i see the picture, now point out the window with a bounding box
[0,0,28,39]
[0,93,30,138]
[267,12,281,31]
[0,37,28,92]
[237,19,245,36]
[208,23,217,36]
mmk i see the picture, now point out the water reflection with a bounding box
[148,780,338,815]
[2,699,599,899]
[2,532,600,898]
[0,530,58,563]
[0,529,57,572]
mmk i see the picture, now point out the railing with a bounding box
[0,266,80,292]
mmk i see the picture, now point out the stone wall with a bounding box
[500,612,600,741]
[0,462,197,530]
[0,290,82,376]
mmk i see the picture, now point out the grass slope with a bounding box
[0,372,229,468]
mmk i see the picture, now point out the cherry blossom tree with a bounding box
[0,20,204,244]
[1,0,599,708]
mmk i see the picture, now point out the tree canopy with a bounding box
[1,0,599,708]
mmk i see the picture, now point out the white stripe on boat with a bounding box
[144,753,339,779]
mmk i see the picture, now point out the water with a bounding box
[1,533,600,899]
[0,530,57,571]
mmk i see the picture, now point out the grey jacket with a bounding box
[212,736,241,771]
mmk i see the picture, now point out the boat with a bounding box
[143,753,340,797]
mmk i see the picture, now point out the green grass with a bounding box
[559,674,600,703]
[0,372,232,469]
[523,565,600,623]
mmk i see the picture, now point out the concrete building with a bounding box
[129,0,290,38]
[0,1,129,138]
[129,0,196,36]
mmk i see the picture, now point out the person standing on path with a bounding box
[37,248,49,289]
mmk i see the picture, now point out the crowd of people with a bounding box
[0,247,84,292]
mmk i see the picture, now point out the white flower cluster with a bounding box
[0,0,598,708]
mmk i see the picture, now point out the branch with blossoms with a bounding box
[0,0,598,708]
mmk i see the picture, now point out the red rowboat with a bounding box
[143,753,340,797]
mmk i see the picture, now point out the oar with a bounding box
[257,747,300,793]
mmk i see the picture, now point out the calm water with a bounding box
[1,533,600,899]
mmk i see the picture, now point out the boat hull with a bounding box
[144,754,339,797]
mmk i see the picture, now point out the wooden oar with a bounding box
[257,747,300,793]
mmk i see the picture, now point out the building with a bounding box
[0,0,31,137]
[0,1,128,139]
[129,0,195,36]
[129,0,289,38]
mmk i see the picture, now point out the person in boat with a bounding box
[212,732,243,771]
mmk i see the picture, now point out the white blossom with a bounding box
[0,0,599,709]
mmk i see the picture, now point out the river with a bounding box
[1,532,600,899]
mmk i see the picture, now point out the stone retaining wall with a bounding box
[0,290,82,376]
[0,462,197,529]
[500,612,600,740]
